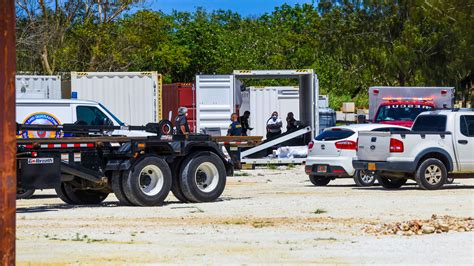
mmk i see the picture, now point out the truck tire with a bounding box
[376,176,407,189]
[179,152,226,203]
[16,188,35,199]
[309,176,331,186]
[415,158,447,190]
[55,183,76,204]
[122,156,172,206]
[171,174,189,203]
[353,170,376,187]
[158,120,173,135]
[111,171,133,205]
[62,182,109,205]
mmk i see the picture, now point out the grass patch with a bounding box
[267,164,277,170]
[234,172,251,177]
[49,233,108,244]
[287,163,295,169]
[223,219,246,225]
[314,237,337,241]
[313,209,327,215]
[251,220,275,228]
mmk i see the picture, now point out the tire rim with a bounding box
[139,165,164,196]
[424,165,442,185]
[195,162,219,193]
[360,170,374,184]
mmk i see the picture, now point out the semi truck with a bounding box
[16,123,233,206]
[369,87,455,127]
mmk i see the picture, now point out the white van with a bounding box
[16,99,152,138]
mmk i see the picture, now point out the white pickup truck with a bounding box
[353,109,474,190]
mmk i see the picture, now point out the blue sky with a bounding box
[143,0,315,16]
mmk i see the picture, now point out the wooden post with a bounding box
[0,0,17,264]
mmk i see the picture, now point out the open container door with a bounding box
[196,75,235,135]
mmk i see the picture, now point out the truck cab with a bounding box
[369,87,454,127]
[373,99,435,127]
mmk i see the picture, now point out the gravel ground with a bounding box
[16,166,474,264]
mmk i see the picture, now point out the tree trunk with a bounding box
[41,45,53,75]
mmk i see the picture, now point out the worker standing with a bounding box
[175,107,190,135]
[266,111,282,140]
[286,112,298,132]
[227,113,242,136]
[239,111,253,136]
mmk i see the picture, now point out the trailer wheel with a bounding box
[415,158,447,190]
[376,176,407,189]
[16,188,35,199]
[158,120,173,135]
[309,176,331,186]
[55,183,76,204]
[353,170,376,187]
[179,152,226,203]
[110,171,133,205]
[171,173,189,203]
[61,182,109,205]
[122,156,172,206]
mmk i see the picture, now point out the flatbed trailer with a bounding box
[16,123,233,206]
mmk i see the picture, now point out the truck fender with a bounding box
[414,148,453,172]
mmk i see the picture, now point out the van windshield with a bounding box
[99,103,125,126]
[375,104,433,122]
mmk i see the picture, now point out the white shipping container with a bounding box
[71,72,162,126]
[16,75,61,99]
[241,87,300,138]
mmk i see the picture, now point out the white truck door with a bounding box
[196,75,234,136]
[456,114,474,171]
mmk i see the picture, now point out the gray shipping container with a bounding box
[16,75,62,99]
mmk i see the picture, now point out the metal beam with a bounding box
[0,0,17,264]
[241,126,311,158]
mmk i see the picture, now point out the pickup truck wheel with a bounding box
[376,176,407,189]
[309,176,331,186]
[16,188,35,199]
[111,171,133,206]
[354,170,376,187]
[415,159,447,190]
[62,183,109,205]
[122,157,172,206]
[179,152,226,203]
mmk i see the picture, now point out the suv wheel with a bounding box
[415,158,447,190]
[354,170,376,187]
[376,176,407,189]
[309,176,331,186]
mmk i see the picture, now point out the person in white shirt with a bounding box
[266,111,282,140]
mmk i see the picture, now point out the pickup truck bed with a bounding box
[353,110,474,190]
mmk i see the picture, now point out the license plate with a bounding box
[317,165,327,173]
[368,163,376,171]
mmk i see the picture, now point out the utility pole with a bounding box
[0,0,17,264]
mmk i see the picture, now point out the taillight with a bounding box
[308,141,314,150]
[335,140,357,150]
[441,90,447,95]
[390,138,404,153]
[355,138,358,151]
[373,89,379,94]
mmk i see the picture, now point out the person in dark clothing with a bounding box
[286,112,298,132]
[175,107,190,135]
[239,111,253,136]
[227,113,242,136]
[266,111,282,140]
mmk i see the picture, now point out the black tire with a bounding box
[353,170,376,187]
[16,188,35,199]
[446,176,454,184]
[415,158,447,190]
[179,152,227,203]
[158,119,173,135]
[309,176,331,186]
[111,171,133,205]
[122,156,172,206]
[62,182,109,205]
[55,183,76,204]
[376,176,407,189]
[170,160,190,203]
